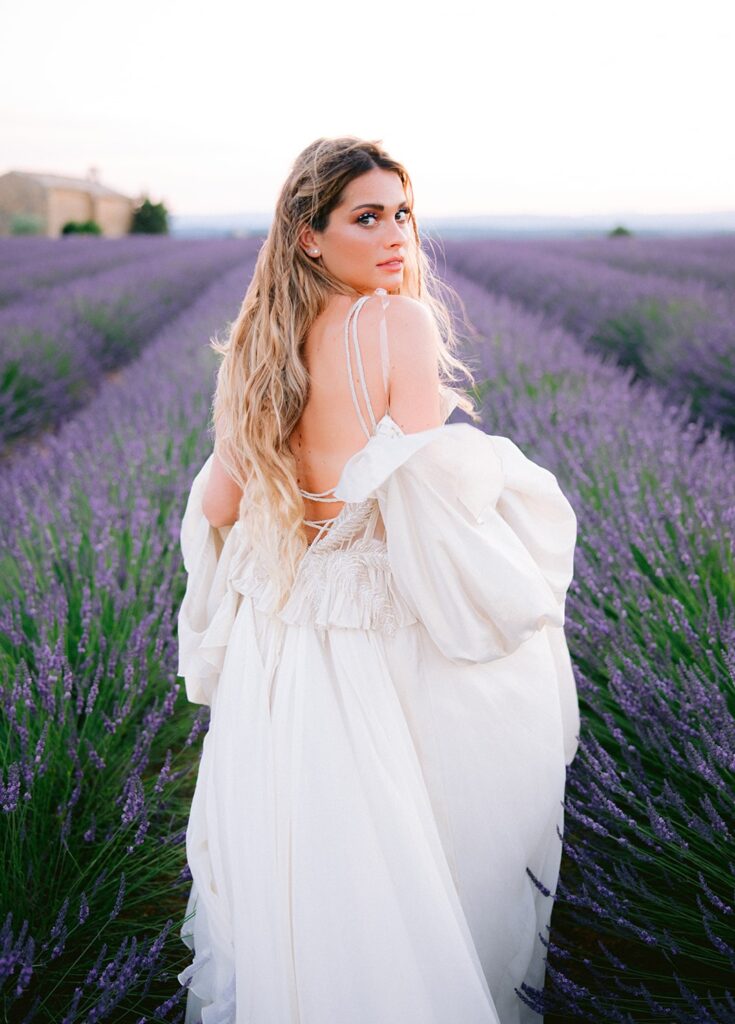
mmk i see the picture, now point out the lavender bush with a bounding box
[0,238,261,450]
[0,258,256,1022]
[441,238,735,439]
[443,267,735,1021]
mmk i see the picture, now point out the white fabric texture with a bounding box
[176,316,579,1023]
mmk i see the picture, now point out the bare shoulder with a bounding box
[361,293,439,359]
[367,292,436,331]
[362,294,442,432]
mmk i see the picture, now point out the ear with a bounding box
[298,227,320,258]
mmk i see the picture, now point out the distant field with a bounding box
[442,234,735,439]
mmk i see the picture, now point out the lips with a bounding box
[377,258,404,268]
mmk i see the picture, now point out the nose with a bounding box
[383,217,406,247]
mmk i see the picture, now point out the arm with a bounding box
[384,297,443,433]
[201,445,244,528]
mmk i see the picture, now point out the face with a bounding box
[299,166,412,295]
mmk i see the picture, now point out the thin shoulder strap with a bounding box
[343,289,391,440]
[376,289,391,398]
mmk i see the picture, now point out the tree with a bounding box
[608,224,633,238]
[130,197,169,234]
[61,219,102,235]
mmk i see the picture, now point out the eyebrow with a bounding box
[350,200,409,211]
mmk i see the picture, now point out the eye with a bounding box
[356,206,412,226]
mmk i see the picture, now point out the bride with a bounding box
[175,135,579,1024]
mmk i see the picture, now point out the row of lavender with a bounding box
[0,237,206,307]
[441,268,734,1021]
[0,237,262,451]
[1,253,732,1020]
[441,237,735,438]
[0,260,257,1023]
[531,234,735,294]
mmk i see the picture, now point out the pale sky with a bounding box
[1,0,733,218]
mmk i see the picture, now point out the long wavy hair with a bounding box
[209,135,480,611]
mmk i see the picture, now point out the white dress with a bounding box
[175,288,580,1024]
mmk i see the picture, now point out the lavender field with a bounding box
[1,237,734,1022]
[441,236,735,440]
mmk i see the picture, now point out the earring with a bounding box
[309,248,320,256]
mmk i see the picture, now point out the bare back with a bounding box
[289,289,392,544]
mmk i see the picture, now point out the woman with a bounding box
[176,136,579,1024]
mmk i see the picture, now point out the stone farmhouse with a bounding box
[0,169,137,236]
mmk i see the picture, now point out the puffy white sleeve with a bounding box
[176,453,242,707]
[335,422,577,666]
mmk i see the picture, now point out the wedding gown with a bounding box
[175,287,579,1024]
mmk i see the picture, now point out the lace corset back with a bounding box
[299,287,395,549]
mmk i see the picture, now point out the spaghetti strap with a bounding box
[344,296,375,439]
[377,290,390,399]
[344,288,390,440]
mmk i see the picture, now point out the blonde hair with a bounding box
[210,135,479,611]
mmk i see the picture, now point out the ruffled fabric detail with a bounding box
[278,540,416,634]
[177,459,418,707]
[228,502,417,635]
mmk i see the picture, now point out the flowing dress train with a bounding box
[175,288,579,1023]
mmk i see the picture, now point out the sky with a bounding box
[1,0,733,219]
